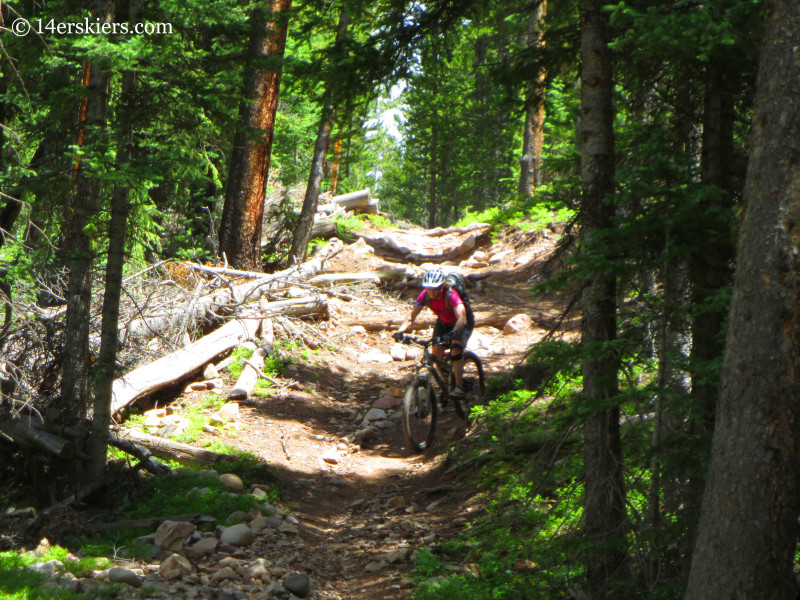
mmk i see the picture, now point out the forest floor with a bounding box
[125,221,572,600]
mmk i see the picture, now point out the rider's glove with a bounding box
[442,330,456,344]
[393,331,405,343]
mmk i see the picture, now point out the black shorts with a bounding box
[432,319,472,349]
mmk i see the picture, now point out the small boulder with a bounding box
[283,572,311,597]
[389,344,407,361]
[154,520,196,552]
[357,349,393,363]
[203,363,219,380]
[211,566,238,582]
[361,407,387,425]
[158,554,193,580]
[217,402,240,423]
[220,523,254,547]
[503,314,533,335]
[372,396,401,410]
[106,567,142,588]
[219,473,244,493]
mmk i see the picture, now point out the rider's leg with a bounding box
[449,326,473,393]
[431,319,449,380]
[450,341,465,390]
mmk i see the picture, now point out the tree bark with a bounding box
[289,103,336,263]
[519,0,547,195]
[579,1,628,597]
[219,0,292,271]
[688,57,736,442]
[685,3,800,598]
[289,6,349,264]
[61,0,114,430]
[89,0,140,480]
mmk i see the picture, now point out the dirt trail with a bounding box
[180,224,567,599]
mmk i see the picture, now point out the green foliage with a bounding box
[0,547,111,599]
[114,470,258,524]
[172,395,227,444]
[228,345,256,380]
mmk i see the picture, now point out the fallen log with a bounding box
[276,317,319,350]
[258,295,329,319]
[308,268,407,287]
[228,347,266,400]
[108,433,171,476]
[359,231,491,264]
[423,222,491,237]
[0,418,76,459]
[331,189,371,210]
[342,309,541,332]
[310,218,337,239]
[123,239,343,345]
[114,428,233,466]
[91,512,214,534]
[111,316,261,416]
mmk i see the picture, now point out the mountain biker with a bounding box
[393,268,474,397]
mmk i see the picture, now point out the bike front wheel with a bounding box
[452,351,486,424]
[402,377,438,452]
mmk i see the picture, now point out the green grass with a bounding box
[454,195,574,234]
[0,547,113,599]
[169,394,227,444]
[228,345,256,380]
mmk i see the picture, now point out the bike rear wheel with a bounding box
[452,352,486,424]
[402,377,438,452]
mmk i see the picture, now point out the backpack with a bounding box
[444,273,474,322]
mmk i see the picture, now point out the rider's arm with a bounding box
[453,303,467,333]
[397,303,424,334]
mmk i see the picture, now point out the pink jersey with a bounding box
[415,288,463,324]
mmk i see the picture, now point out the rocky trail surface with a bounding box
[37,223,569,600]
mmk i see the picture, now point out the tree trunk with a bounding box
[219,0,292,271]
[428,71,439,229]
[689,58,736,437]
[89,0,140,480]
[289,6,349,265]
[329,135,343,195]
[289,103,336,262]
[519,0,547,195]
[61,0,114,431]
[685,3,800,598]
[579,1,628,597]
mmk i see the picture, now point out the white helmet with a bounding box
[422,268,446,288]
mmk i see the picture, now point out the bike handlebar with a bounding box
[396,333,450,347]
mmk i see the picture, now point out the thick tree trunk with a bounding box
[684,3,800,598]
[519,0,547,195]
[61,0,114,430]
[579,1,628,597]
[90,0,140,480]
[219,0,292,271]
[675,55,739,579]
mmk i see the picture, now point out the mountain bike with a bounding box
[397,334,485,453]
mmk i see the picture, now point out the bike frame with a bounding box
[409,336,455,405]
